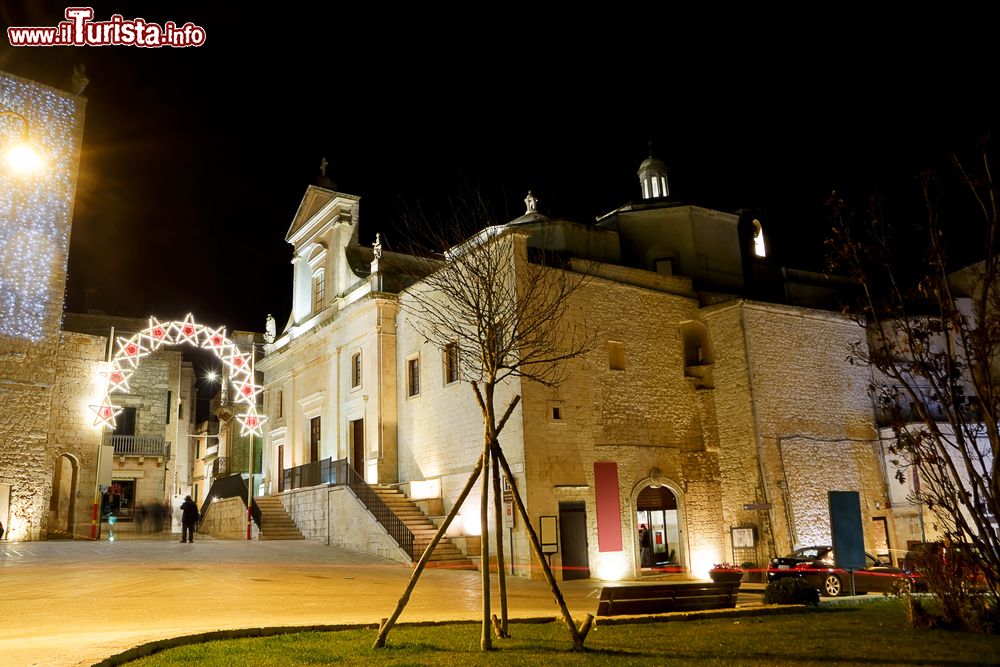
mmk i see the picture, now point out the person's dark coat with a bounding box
[180,498,199,524]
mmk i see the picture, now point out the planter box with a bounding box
[709,570,743,584]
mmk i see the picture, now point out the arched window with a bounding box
[752,219,767,258]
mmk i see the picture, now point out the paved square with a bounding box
[0,538,606,666]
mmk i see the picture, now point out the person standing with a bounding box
[639,523,652,568]
[180,495,199,543]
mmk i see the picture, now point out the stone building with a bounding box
[253,153,897,580]
[62,313,196,535]
[0,72,89,541]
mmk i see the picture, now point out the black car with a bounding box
[766,545,921,597]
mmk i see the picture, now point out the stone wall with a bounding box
[278,484,409,564]
[705,301,885,560]
[200,497,255,539]
[520,267,724,580]
[395,272,524,557]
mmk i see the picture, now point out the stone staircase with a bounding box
[373,487,476,570]
[255,496,305,540]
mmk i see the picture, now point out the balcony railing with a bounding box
[105,434,169,458]
[213,456,231,477]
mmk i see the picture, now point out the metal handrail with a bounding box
[345,464,414,560]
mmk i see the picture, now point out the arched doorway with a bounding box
[634,483,683,576]
[48,454,78,536]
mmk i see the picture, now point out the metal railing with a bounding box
[281,457,414,559]
[213,457,231,477]
[345,463,414,559]
[282,457,350,490]
[105,434,169,457]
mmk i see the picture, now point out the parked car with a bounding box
[767,545,922,597]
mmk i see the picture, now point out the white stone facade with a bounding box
[258,176,900,580]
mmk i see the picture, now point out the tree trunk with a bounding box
[493,444,585,649]
[372,453,485,649]
[491,444,509,637]
[480,430,492,650]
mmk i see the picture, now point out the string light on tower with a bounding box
[0,72,85,342]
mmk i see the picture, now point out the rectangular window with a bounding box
[312,270,325,312]
[114,407,137,436]
[166,390,172,424]
[276,390,283,419]
[310,416,321,462]
[351,352,362,388]
[407,357,420,397]
[608,341,626,370]
[444,343,460,384]
[552,406,562,420]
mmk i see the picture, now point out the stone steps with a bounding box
[374,487,476,570]
[255,497,304,540]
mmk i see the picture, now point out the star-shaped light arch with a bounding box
[93,315,261,438]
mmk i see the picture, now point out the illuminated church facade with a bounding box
[254,151,894,581]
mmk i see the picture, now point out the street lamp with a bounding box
[0,108,43,174]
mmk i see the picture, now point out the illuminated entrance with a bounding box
[636,485,682,574]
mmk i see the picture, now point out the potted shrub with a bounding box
[708,563,743,583]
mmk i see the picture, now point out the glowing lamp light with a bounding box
[462,511,482,536]
[595,551,629,581]
[689,548,722,580]
[5,141,42,174]
[205,370,218,383]
[408,479,441,501]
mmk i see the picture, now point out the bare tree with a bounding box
[373,192,596,650]
[827,143,1000,628]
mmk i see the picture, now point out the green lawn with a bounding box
[128,601,999,666]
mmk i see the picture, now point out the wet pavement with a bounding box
[0,537,764,666]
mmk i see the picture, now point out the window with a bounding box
[276,390,283,419]
[407,357,420,397]
[351,352,362,388]
[552,407,562,420]
[487,324,504,363]
[114,407,137,436]
[752,219,767,258]
[312,269,325,312]
[444,343,460,384]
[608,341,626,371]
[166,390,172,424]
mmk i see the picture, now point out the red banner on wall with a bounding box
[594,461,623,552]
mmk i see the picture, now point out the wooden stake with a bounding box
[372,453,485,648]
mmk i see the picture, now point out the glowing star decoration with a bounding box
[90,395,123,428]
[101,367,133,393]
[232,378,262,405]
[114,335,149,368]
[200,325,228,353]
[236,405,266,437]
[170,313,201,346]
[222,345,249,374]
[141,317,172,350]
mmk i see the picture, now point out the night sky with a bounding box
[2,3,996,335]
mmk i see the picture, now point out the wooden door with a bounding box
[559,502,590,580]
